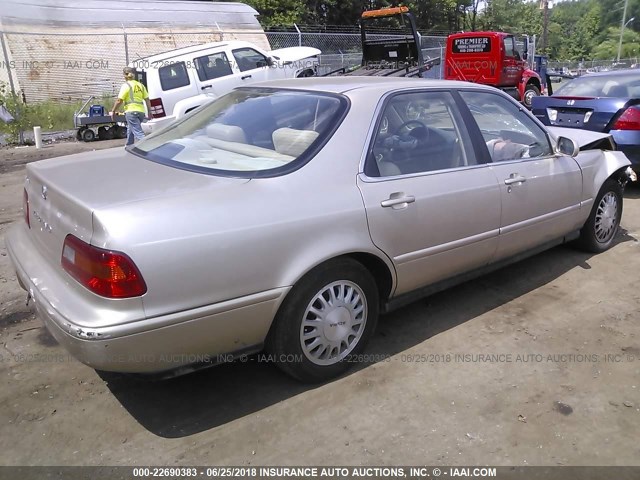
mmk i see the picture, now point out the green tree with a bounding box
[243,0,306,26]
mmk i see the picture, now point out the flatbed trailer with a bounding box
[325,7,440,79]
[74,96,128,142]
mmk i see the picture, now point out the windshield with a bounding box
[132,89,348,177]
[554,73,640,98]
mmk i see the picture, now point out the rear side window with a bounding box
[195,52,233,81]
[233,48,269,72]
[158,62,190,91]
[366,91,476,177]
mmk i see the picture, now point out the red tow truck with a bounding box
[445,32,543,108]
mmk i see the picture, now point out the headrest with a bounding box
[206,123,247,143]
[272,128,319,157]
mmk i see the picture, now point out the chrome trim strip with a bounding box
[394,229,499,264]
[500,204,581,235]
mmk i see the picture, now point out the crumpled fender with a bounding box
[270,46,321,62]
[574,149,632,204]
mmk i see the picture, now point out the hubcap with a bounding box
[300,280,367,366]
[524,90,536,106]
[595,192,618,243]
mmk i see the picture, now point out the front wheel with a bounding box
[577,179,623,253]
[267,258,379,383]
[523,84,540,109]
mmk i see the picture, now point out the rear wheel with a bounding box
[577,179,623,253]
[81,128,95,142]
[267,258,379,383]
[523,84,540,108]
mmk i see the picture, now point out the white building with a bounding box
[0,0,267,102]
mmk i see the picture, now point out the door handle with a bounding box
[201,85,212,90]
[504,175,527,185]
[241,75,252,80]
[381,194,415,208]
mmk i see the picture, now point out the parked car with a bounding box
[532,69,640,172]
[131,40,320,133]
[9,78,632,383]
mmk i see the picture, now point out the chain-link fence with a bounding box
[0,26,450,106]
[548,58,640,75]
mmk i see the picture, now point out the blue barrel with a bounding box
[89,105,105,117]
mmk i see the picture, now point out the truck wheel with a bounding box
[523,85,540,108]
[81,128,95,142]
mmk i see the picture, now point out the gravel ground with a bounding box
[0,142,639,467]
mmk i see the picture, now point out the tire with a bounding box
[76,128,85,141]
[523,84,540,109]
[98,126,109,140]
[577,178,623,253]
[296,69,315,78]
[267,258,379,383]
[81,128,95,142]
[115,125,127,139]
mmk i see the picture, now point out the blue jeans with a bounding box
[125,111,145,146]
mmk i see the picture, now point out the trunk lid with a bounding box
[25,148,248,266]
[532,96,633,132]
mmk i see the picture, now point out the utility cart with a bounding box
[74,96,127,142]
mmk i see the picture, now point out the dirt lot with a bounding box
[0,141,639,467]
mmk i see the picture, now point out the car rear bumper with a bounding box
[608,130,640,170]
[6,223,287,374]
[141,116,175,135]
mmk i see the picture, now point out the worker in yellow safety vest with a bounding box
[111,67,153,146]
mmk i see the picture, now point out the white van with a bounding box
[131,41,320,133]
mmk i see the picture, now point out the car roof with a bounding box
[245,76,495,95]
[134,40,258,63]
[579,69,640,78]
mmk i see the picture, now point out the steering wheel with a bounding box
[394,120,431,150]
[395,119,428,137]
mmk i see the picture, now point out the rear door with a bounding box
[459,90,583,260]
[357,90,501,296]
[193,50,240,98]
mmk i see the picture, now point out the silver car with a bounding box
[7,78,632,382]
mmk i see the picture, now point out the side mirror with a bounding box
[522,37,529,60]
[266,57,275,67]
[556,136,579,157]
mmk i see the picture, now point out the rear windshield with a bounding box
[131,89,348,177]
[554,73,640,98]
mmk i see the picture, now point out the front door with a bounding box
[458,90,583,260]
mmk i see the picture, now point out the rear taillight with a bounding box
[612,106,640,130]
[150,98,166,118]
[23,189,30,228]
[61,235,147,298]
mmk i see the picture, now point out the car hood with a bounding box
[270,46,321,62]
[546,126,613,148]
